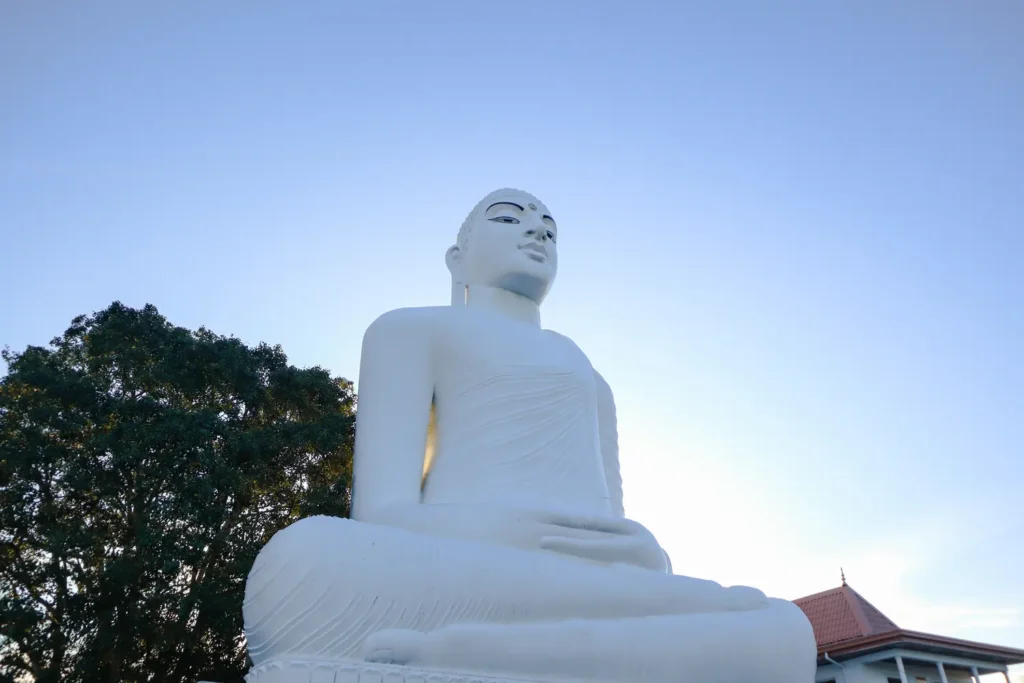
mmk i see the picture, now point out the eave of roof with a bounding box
[818,628,1024,666]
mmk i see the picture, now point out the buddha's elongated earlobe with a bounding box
[451,280,466,307]
[446,245,465,307]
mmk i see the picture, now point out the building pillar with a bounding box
[896,656,909,683]
[1003,669,1012,683]
[936,661,949,683]
[970,665,981,683]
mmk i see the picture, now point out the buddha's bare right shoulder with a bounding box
[362,306,451,344]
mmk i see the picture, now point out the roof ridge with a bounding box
[844,584,899,634]
[842,584,876,635]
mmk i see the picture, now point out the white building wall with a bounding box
[862,659,975,683]
[817,656,996,683]
[816,662,844,682]
[838,661,877,683]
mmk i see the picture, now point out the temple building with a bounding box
[795,581,1024,683]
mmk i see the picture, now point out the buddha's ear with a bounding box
[446,245,466,306]
[445,244,461,275]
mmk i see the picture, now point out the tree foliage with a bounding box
[0,302,355,683]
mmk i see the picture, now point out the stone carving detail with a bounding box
[241,189,817,682]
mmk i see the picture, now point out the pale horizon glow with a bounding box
[1,1,1021,679]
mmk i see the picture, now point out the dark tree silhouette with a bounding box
[0,302,355,683]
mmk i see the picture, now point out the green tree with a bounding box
[0,302,355,683]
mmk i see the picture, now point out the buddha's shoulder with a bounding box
[363,306,456,340]
[542,329,594,361]
[542,330,610,390]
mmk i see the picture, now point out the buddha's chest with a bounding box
[425,310,608,513]
[434,311,596,399]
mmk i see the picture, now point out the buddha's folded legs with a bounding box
[364,599,815,683]
[243,515,795,672]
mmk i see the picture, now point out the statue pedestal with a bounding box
[245,658,550,683]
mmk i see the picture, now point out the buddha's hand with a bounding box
[536,513,669,573]
[364,503,624,556]
[461,506,632,556]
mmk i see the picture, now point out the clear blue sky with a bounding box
[2,0,1022,667]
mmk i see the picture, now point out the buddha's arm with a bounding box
[594,370,673,573]
[351,309,434,522]
[350,310,550,549]
[594,370,625,518]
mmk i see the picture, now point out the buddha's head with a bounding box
[446,188,558,305]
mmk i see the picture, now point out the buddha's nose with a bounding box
[525,223,548,241]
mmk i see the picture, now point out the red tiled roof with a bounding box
[793,583,1024,666]
[794,582,899,647]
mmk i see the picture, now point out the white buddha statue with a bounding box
[242,189,816,683]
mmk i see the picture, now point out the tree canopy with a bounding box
[0,302,356,683]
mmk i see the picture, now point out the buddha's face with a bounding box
[449,190,558,304]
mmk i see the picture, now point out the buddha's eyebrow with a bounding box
[486,202,524,212]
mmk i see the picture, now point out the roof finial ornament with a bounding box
[841,567,847,586]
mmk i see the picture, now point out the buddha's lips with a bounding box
[520,243,547,258]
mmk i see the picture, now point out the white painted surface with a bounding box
[242,189,817,682]
[897,655,910,683]
[838,655,1001,683]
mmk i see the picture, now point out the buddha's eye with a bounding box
[488,216,520,225]
[546,230,556,242]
